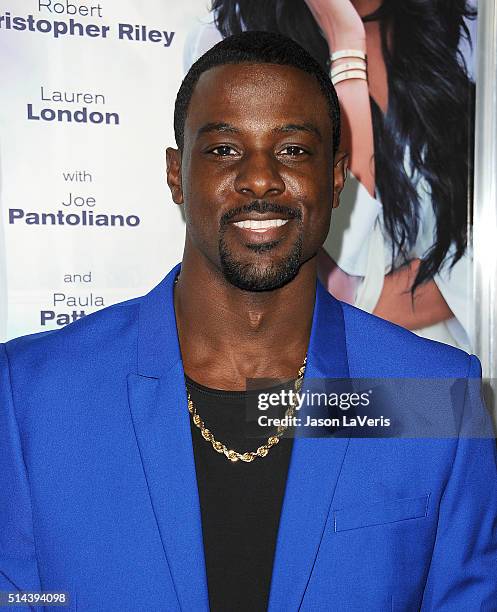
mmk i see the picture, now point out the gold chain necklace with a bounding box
[174,275,308,463]
[187,356,307,463]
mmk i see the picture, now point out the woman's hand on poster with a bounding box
[303,0,366,52]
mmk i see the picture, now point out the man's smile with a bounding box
[232,218,289,231]
[228,216,295,244]
[222,202,301,245]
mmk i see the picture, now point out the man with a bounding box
[1,32,496,612]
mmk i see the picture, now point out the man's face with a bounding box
[167,63,345,291]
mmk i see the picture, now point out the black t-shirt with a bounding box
[185,375,294,612]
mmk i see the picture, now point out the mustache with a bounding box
[220,200,302,227]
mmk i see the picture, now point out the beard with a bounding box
[218,200,304,291]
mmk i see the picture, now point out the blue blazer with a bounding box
[1,263,496,611]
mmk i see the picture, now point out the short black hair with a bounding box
[174,30,340,154]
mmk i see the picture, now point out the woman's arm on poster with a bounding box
[317,248,362,303]
[304,0,376,196]
[373,259,454,329]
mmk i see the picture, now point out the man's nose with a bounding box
[234,151,285,199]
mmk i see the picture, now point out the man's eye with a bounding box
[209,145,238,156]
[279,146,308,156]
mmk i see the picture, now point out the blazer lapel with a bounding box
[127,264,209,612]
[128,266,350,612]
[268,282,351,612]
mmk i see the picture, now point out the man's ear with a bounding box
[166,147,184,205]
[332,151,349,209]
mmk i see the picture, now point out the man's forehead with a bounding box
[193,62,321,97]
[197,121,322,138]
[185,63,330,136]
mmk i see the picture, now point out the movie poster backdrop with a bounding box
[0,1,478,354]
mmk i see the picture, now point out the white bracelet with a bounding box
[332,70,368,86]
[330,49,367,62]
[330,61,367,79]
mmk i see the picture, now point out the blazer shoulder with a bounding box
[3,294,142,374]
[340,302,474,378]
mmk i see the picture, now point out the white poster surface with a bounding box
[0,0,208,340]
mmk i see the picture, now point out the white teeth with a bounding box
[233,219,289,230]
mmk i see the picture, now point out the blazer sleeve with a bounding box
[0,343,43,608]
[420,355,497,610]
